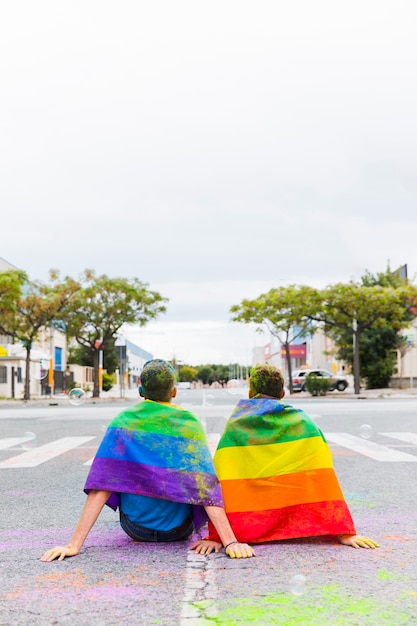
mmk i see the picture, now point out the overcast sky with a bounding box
[1,1,416,364]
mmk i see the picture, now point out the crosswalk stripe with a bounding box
[380,432,417,445]
[1,432,417,468]
[325,433,417,462]
[0,437,96,468]
[0,437,34,450]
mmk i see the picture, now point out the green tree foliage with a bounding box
[62,271,167,397]
[0,269,27,325]
[67,343,92,367]
[177,364,245,387]
[230,285,321,393]
[209,364,231,386]
[231,275,417,394]
[196,366,213,385]
[308,282,417,393]
[335,268,412,388]
[68,337,118,374]
[102,372,114,392]
[178,365,198,382]
[0,270,80,400]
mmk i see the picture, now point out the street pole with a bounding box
[409,344,414,390]
[352,317,360,394]
[99,345,103,393]
[48,326,54,396]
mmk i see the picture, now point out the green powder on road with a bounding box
[204,584,410,625]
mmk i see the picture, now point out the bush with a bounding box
[102,372,114,392]
[304,374,332,396]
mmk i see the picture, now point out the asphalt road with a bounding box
[1,390,417,625]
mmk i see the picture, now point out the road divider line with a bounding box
[325,433,417,462]
[0,437,96,468]
[180,551,217,624]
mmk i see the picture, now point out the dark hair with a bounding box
[249,363,284,398]
[139,359,176,401]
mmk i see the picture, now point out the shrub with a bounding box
[102,372,114,392]
[304,374,332,396]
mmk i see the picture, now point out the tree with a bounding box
[336,268,412,388]
[178,366,197,383]
[68,336,119,374]
[308,282,417,394]
[231,278,417,395]
[0,269,27,324]
[0,270,80,400]
[62,271,167,397]
[197,366,213,385]
[209,364,231,387]
[230,285,321,393]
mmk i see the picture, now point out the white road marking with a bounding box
[381,432,417,445]
[180,551,217,624]
[84,457,94,466]
[325,433,417,462]
[1,432,417,468]
[0,437,34,450]
[0,437,96,468]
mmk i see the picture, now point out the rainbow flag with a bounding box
[207,398,355,543]
[85,400,223,529]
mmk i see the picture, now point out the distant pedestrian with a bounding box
[192,363,379,554]
[41,359,255,561]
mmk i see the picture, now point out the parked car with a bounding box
[289,369,348,393]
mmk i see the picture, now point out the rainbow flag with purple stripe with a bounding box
[207,398,355,543]
[85,400,223,529]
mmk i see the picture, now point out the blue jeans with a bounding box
[119,510,194,542]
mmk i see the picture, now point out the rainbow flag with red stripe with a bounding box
[85,400,223,529]
[207,398,355,543]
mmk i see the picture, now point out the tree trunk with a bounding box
[285,343,293,393]
[92,348,100,398]
[24,344,31,401]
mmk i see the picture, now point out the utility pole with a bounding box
[48,325,54,396]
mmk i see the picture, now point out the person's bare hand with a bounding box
[338,534,379,549]
[190,539,222,555]
[40,544,80,562]
[225,542,256,559]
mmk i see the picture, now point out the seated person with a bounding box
[192,363,378,554]
[41,359,255,561]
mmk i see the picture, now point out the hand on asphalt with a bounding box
[338,534,380,549]
[40,544,80,561]
[190,540,222,555]
[224,542,256,558]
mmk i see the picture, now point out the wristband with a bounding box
[224,541,239,550]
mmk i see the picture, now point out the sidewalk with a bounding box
[286,387,417,400]
[0,387,140,409]
[1,386,417,409]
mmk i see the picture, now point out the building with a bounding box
[258,327,345,381]
[115,335,153,394]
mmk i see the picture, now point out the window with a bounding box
[55,347,62,371]
[0,366,7,384]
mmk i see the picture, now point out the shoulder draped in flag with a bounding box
[85,400,223,529]
[207,398,355,543]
